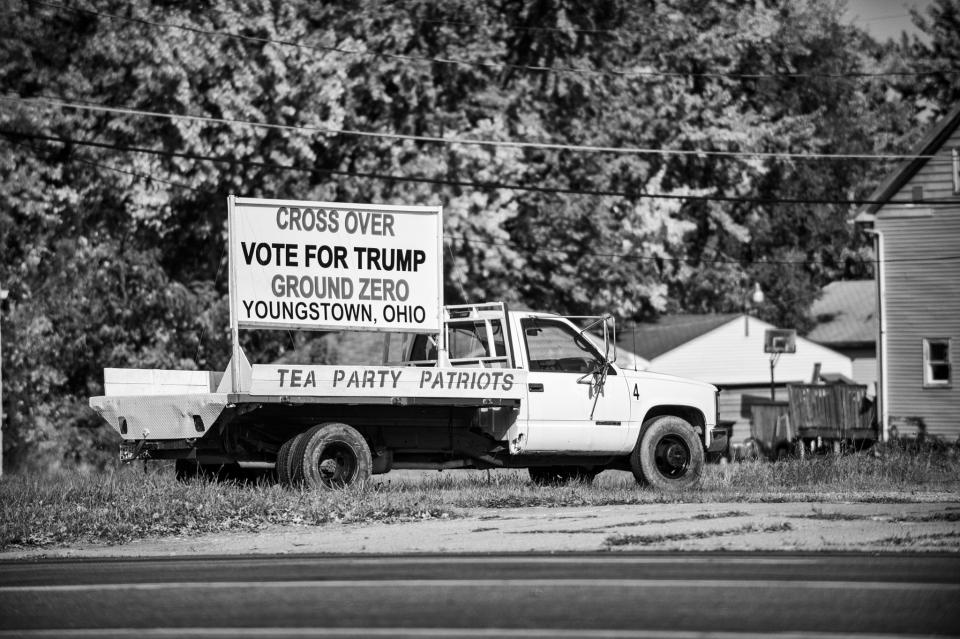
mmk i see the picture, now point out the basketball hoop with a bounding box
[764,329,797,400]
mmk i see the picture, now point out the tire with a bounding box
[528,465,598,486]
[287,431,313,486]
[630,416,705,490]
[276,436,297,486]
[299,422,373,489]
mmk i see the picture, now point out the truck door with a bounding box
[519,317,630,453]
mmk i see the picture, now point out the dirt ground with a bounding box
[5,499,959,559]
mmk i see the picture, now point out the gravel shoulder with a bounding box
[5,500,959,560]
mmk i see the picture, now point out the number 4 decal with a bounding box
[633,384,640,400]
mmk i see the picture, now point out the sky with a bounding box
[844,0,933,41]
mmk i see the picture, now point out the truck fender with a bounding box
[637,406,707,448]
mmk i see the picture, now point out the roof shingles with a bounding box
[806,280,877,346]
[618,313,741,360]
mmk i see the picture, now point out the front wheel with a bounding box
[630,416,704,490]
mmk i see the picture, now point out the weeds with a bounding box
[876,531,960,547]
[604,522,793,547]
[793,509,873,521]
[1,447,957,551]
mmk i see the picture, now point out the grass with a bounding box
[1,445,958,551]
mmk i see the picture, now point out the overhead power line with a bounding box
[419,18,624,37]
[2,94,945,163]
[4,135,210,194]
[4,128,958,208]
[7,132,958,269]
[25,0,957,81]
[854,13,910,22]
[446,233,960,267]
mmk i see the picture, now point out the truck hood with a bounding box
[618,367,718,393]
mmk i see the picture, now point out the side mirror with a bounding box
[576,314,616,366]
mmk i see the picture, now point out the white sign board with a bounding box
[228,197,443,333]
[251,364,525,400]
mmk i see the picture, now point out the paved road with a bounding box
[1,553,958,637]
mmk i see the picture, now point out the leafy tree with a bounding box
[904,0,960,119]
[0,0,937,468]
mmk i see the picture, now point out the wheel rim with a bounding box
[317,443,357,486]
[654,434,690,479]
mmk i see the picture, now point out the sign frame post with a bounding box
[0,287,6,476]
[227,194,243,393]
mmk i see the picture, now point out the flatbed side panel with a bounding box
[251,364,526,401]
[103,368,222,396]
[231,394,520,407]
[89,393,229,440]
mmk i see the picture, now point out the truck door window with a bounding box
[522,319,605,374]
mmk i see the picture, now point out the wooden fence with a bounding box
[787,384,876,441]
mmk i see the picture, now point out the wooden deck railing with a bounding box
[787,384,875,439]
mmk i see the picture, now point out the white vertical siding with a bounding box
[878,210,960,439]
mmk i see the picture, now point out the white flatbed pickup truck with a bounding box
[90,302,724,489]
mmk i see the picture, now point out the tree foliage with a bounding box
[0,0,952,468]
[904,0,960,119]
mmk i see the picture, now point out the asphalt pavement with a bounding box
[1,552,958,637]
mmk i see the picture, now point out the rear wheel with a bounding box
[300,422,373,489]
[630,416,704,490]
[287,431,313,486]
[276,436,297,486]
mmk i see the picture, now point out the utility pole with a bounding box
[0,288,7,478]
[743,282,764,336]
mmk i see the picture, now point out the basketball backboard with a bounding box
[764,328,797,354]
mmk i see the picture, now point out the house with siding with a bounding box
[807,280,877,388]
[855,104,960,443]
[619,314,853,445]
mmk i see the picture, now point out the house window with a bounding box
[923,338,952,387]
